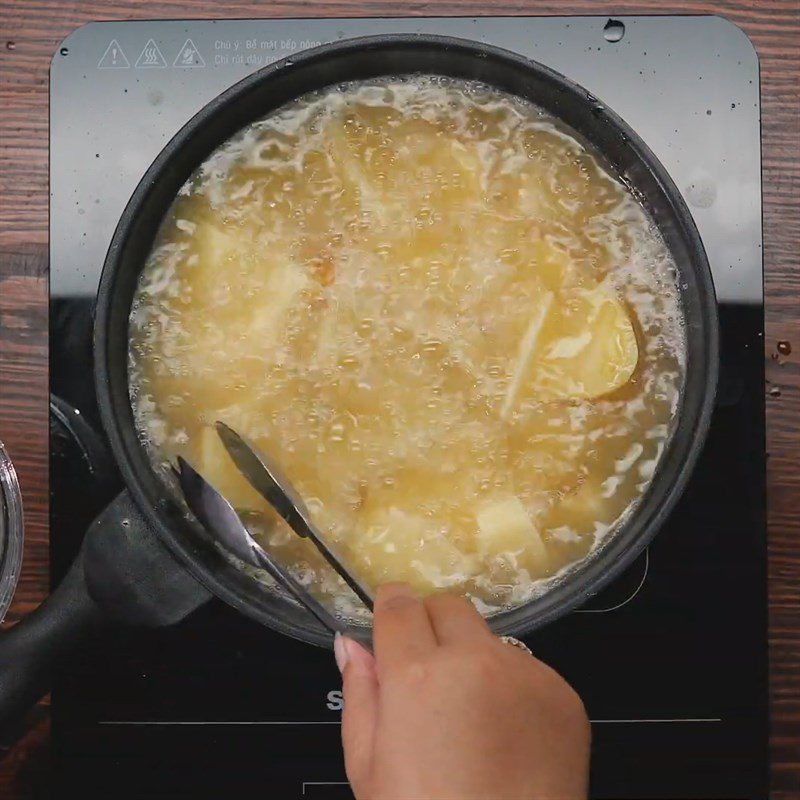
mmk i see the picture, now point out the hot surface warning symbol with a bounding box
[135,39,167,68]
[97,40,130,69]
[174,39,205,68]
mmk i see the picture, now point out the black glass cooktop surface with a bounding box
[49,16,767,799]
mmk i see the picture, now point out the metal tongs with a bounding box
[177,422,373,650]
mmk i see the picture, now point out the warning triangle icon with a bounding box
[174,38,205,68]
[97,39,130,69]
[135,39,167,68]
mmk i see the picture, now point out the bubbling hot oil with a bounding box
[129,77,685,616]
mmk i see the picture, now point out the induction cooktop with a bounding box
[48,16,767,799]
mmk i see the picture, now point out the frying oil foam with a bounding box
[129,77,685,619]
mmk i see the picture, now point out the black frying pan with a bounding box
[0,34,718,728]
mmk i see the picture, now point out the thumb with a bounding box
[336,634,378,792]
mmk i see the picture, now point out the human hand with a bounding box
[335,583,590,800]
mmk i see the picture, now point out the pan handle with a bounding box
[82,491,213,627]
[0,548,102,730]
[0,491,211,731]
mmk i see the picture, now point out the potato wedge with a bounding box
[245,262,310,341]
[476,496,548,571]
[352,507,476,594]
[534,285,638,401]
[503,284,638,412]
[501,291,554,419]
[195,425,266,511]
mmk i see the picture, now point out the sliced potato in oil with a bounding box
[532,285,639,401]
[194,426,266,511]
[476,496,548,572]
[351,507,477,594]
[502,284,639,413]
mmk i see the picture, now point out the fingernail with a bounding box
[334,632,349,674]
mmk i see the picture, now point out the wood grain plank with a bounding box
[1,1,797,797]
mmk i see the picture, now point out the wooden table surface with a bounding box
[1,0,798,797]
